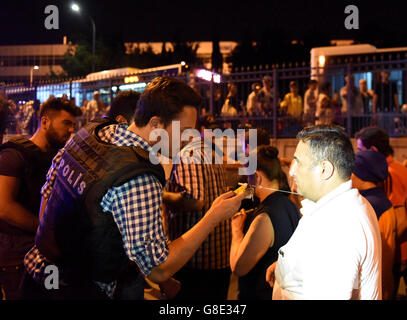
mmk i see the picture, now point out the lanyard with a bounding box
[238,182,302,196]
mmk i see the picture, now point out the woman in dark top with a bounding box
[230,146,300,300]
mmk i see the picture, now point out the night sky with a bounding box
[0,0,406,48]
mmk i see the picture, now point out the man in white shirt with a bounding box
[86,91,106,122]
[303,79,319,126]
[246,82,262,116]
[266,125,382,300]
[340,74,364,116]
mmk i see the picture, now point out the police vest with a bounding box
[35,121,166,284]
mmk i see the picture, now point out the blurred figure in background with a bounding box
[359,79,374,114]
[259,75,276,116]
[352,150,397,300]
[0,95,10,144]
[315,82,333,125]
[221,83,241,117]
[315,95,335,126]
[86,91,106,122]
[20,101,35,136]
[340,75,364,135]
[280,81,303,120]
[303,79,319,127]
[104,91,140,124]
[340,74,363,116]
[373,71,399,114]
[356,126,407,295]
[351,150,397,300]
[246,82,262,116]
[213,87,224,117]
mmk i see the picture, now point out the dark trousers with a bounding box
[113,271,144,300]
[173,267,231,300]
[0,264,25,300]
[19,270,109,300]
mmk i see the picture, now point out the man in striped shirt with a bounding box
[166,135,231,300]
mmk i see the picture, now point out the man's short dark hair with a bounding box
[40,97,82,118]
[106,90,141,124]
[297,124,355,180]
[134,76,203,127]
[355,126,393,157]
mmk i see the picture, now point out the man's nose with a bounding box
[289,160,296,177]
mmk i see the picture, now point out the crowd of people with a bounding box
[0,71,404,143]
[215,71,403,136]
[0,75,407,301]
[0,90,111,144]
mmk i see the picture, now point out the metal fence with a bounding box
[193,59,407,138]
[3,58,407,139]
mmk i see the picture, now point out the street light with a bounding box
[71,3,96,72]
[30,65,39,87]
[71,3,80,12]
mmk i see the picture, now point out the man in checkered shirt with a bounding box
[20,76,248,300]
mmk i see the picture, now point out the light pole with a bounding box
[30,65,39,87]
[71,3,96,72]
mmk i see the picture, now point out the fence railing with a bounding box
[3,58,407,139]
[193,59,407,138]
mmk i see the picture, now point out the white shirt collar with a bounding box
[300,180,352,217]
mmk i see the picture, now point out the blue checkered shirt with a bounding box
[24,123,169,298]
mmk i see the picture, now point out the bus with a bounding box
[4,63,186,107]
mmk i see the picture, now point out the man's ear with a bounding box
[256,171,263,186]
[319,160,335,180]
[115,115,128,124]
[41,115,50,129]
[149,116,162,129]
[370,146,379,152]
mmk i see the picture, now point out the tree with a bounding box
[61,36,204,78]
[170,42,202,67]
[125,45,162,69]
[61,33,128,78]
[61,42,94,78]
[227,36,256,70]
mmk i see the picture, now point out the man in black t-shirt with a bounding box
[0,98,81,300]
[373,71,399,113]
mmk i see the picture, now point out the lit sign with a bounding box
[213,74,221,84]
[318,55,326,67]
[195,69,221,83]
[119,82,147,91]
[124,76,140,83]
